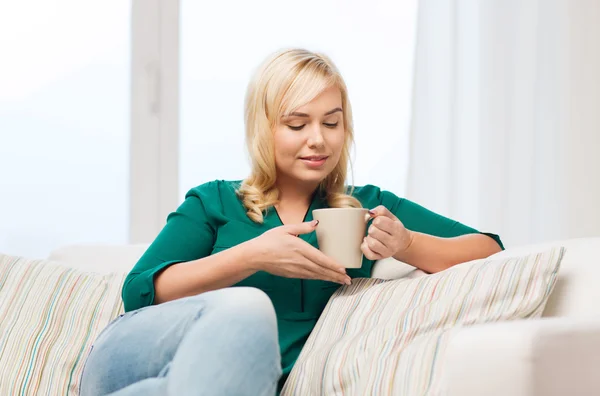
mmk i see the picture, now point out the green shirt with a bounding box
[123,180,503,389]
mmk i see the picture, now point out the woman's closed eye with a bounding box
[287,122,339,131]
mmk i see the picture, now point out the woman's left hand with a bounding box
[361,206,413,261]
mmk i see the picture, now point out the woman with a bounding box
[80,48,503,396]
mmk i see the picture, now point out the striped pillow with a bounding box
[282,247,564,395]
[0,254,125,395]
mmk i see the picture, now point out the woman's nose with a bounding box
[307,124,325,147]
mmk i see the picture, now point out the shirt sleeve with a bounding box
[380,190,504,249]
[122,183,218,312]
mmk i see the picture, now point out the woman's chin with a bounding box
[291,170,330,185]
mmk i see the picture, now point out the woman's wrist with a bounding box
[238,239,266,272]
[392,230,418,263]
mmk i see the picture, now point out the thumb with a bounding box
[281,219,319,236]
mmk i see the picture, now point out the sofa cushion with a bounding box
[281,247,564,396]
[490,237,600,318]
[371,256,418,280]
[0,254,125,395]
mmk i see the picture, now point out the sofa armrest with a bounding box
[442,318,600,396]
[48,244,149,274]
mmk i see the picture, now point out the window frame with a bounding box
[130,0,180,243]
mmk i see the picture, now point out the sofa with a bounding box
[46,237,600,395]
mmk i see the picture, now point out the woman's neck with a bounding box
[276,177,317,206]
[274,178,318,224]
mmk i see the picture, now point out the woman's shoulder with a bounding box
[349,184,384,205]
[185,179,243,201]
[349,184,381,196]
[349,184,403,209]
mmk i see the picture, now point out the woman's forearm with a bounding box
[154,240,260,305]
[393,232,502,273]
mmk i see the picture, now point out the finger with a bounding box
[292,267,324,281]
[364,236,389,257]
[368,223,394,246]
[281,219,319,236]
[361,238,383,261]
[303,260,351,284]
[286,257,349,284]
[298,242,347,274]
[368,205,397,220]
[369,216,395,237]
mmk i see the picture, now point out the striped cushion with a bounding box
[282,247,564,395]
[0,254,125,395]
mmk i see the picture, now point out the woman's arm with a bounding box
[361,192,504,274]
[123,184,222,312]
[393,232,502,273]
[154,240,258,304]
[124,181,349,311]
[155,221,351,305]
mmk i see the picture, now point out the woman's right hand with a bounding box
[248,220,352,285]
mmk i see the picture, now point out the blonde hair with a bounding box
[238,48,362,223]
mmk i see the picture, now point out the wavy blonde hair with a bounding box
[238,48,362,223]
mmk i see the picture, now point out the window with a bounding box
[179,0,417,199]
[1,1,417,252]
[0,1,131,257]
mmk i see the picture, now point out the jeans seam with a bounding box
[78,344,94,395]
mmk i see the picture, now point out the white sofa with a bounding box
[49,237,600,396]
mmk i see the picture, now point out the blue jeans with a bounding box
[80,287,282,396]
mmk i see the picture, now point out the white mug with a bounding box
[312,208,370,269]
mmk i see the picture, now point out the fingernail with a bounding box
[337,267,346,274]
[345,278,352,285]
[368,210,375,216]
[312,219,319,226]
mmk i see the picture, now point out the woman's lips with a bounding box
[300,155,329,168]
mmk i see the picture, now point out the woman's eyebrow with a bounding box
[324,107,343,116]
[285,107,343,118]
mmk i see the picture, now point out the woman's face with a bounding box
[273,86,345,188]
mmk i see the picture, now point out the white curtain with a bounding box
[407,0,600,248]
